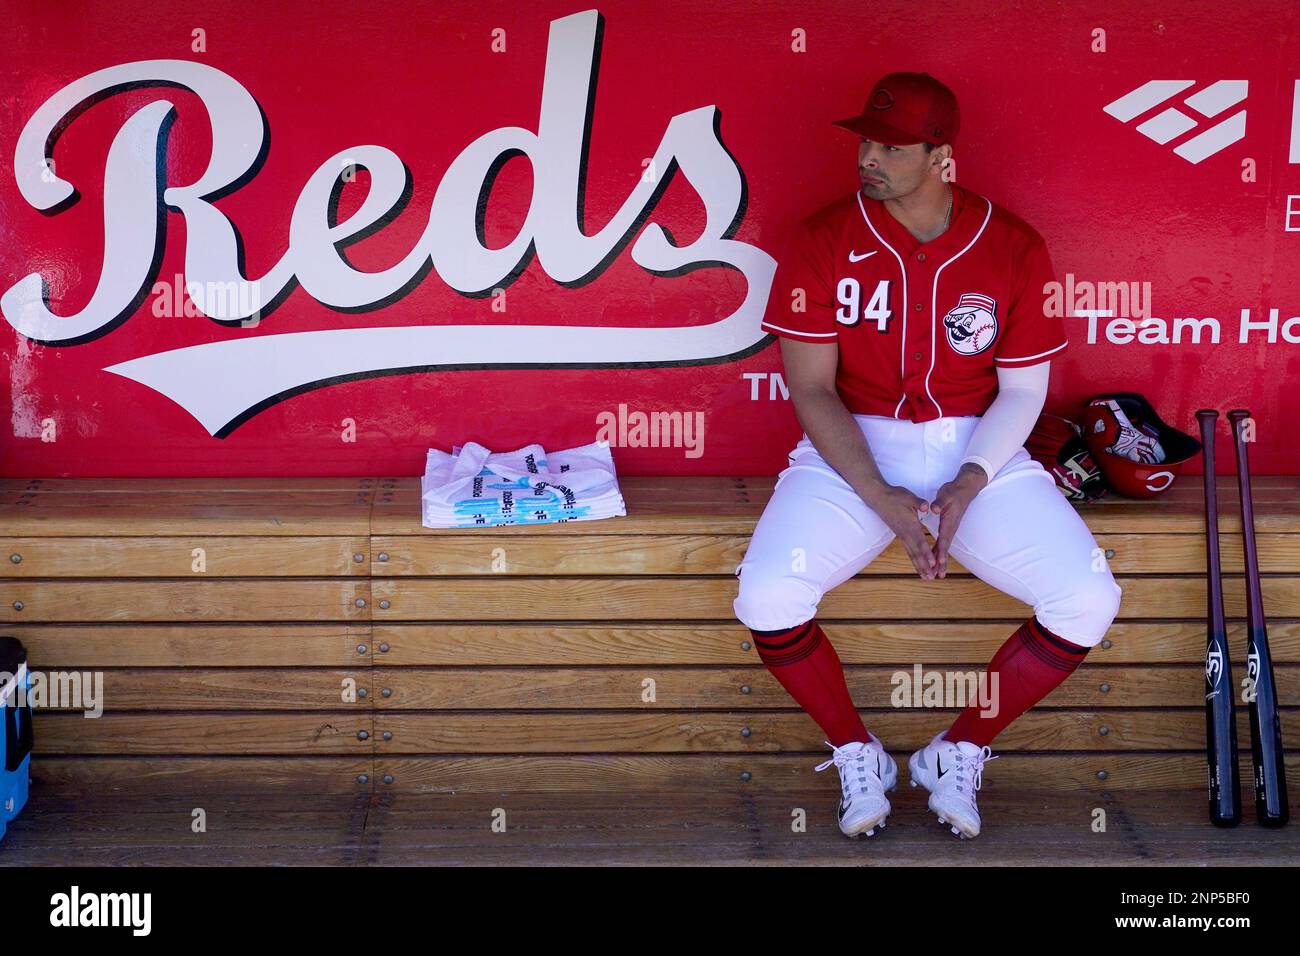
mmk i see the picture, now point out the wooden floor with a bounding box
[2,784,1294,866]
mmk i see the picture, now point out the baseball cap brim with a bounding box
[831,113,929,147]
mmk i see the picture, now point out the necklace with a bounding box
[886,186,955,243]
[911,188,951,244]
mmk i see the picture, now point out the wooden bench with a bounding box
[0,475,1296,862]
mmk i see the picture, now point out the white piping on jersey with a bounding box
[854,192,909,418]
[994,341,1068,363]
[762,321,838,338]
[926,198,993,417]
[855,190,993,420]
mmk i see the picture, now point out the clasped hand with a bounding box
[868,465,988,580]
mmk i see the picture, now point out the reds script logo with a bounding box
[2,10,773,437]
[943,293,998,355]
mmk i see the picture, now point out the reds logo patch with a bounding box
[943,293,999,356]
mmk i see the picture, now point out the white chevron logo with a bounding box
[1103,80,1247,164]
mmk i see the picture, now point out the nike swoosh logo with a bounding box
[936,755,948,780]
[848,250,877,262]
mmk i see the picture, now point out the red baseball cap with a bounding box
[832,72,960,147]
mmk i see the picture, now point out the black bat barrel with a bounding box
[1197,409,1240,827]
[1228,410,1289,827]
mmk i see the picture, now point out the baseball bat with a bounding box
[1227,409,1289,826]
[1197,409,1240,826]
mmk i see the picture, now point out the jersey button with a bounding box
[917,252,926,262]
[913,351,922,360]
[914,303,923,311]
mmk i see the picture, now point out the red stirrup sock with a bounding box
[749,619,871,747]
[944,615,1091,747]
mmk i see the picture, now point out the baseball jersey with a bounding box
[761,182,1067,422]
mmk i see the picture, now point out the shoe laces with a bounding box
[813,740,880,795]
[953,744,997,794]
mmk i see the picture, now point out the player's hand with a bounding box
[866,482,939,580]
[929,465,989,578]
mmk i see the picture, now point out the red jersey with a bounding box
[761,183,1067,422]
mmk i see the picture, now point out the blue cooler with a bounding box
[0,636,32,842]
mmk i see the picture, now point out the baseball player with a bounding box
[734,72,1123,839]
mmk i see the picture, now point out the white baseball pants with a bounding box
[733,414,1123,646]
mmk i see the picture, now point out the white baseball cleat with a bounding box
[907,733,999,839]
[814,738,898,838]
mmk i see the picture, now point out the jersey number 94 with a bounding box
[836,278,894,332]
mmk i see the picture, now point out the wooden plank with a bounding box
[5,476,1298,537]
[356,788,1299,866]
[0,847,358,866]
[373,499,1299,535]
[13,474,1284,496]
[23,658,1297,713]
[6,476,1298,537]
[0,477,387,494]
[32,669,375,710]
[368,621,1300,665]
[0,498,373,536]
[0,491,378,509]
[0,791,371,865]
[371,709,1294,753]
[370,531,1300,576]
[33,713,376,755]
[0,579,372,622]
[367,574,1296,621]
[4,786,1294,866]
[5,624,372,667]
[371,533,753,576]
[379,474,1300,504]
[0,536,371,577]
[3,529,1292,578]
[27,756,373,795]
[373,753,1300,793]
[371,476,1300,535]
[369,665,1300,709]
[22,618,1294,670]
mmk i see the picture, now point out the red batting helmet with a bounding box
[1025,413,1107,502]
[1081,393,1201,498]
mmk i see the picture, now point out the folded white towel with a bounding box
[420,440,627,529]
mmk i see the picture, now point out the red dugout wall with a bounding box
[2,0,1296,476]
